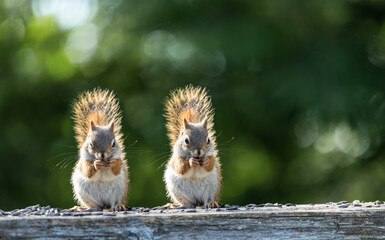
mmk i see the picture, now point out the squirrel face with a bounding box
[174,118,214,159]
[84,120,119,161]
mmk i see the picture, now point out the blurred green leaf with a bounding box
[1,0,385,210]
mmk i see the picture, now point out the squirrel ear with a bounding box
[202,118,208,129]
[90,120,96,131]
[108,120,114,131]
[182,118,189,129]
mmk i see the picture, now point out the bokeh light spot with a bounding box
[31,0,98,30]
[65,24,98,64]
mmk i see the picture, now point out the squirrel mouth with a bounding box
[193,156,204,160]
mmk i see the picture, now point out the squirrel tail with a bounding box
[164,85,216,147]
[72,88,124,150]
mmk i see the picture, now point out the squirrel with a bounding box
[71,88,129,211]
[163,85,222,208]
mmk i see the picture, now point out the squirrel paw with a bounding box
[94,160,105,170]
[189,158,200,168]
[206,201,219,208]
[164,203,180,209]
[200,157,209,167]
[70,206,87,211]
[111,204,126,211]
[106,158,117,167]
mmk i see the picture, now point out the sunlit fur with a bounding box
[73,88,124,155]
[71,88,129,210]
[72,162,127,209]
[164,85,216,150]
[164,165,219,207]
[164,85,222,207]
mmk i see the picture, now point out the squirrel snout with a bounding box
[95,152,109,160]
[193,149,204,158]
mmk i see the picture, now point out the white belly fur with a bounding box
[164,165,219,206]
[71,165,126,209]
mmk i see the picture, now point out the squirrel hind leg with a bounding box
[163,203,181,209]
[75,194,104,210]
[206,201,219,209]
[111,204,126,211]
[69,205,87,211]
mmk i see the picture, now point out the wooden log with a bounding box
[1,203,385,239]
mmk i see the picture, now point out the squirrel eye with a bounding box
[112,140,115,148]
[207,138,210,144]
[89,142,93,147]
[184,137,189,144]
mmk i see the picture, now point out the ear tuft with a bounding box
[90,120,96,131]
[182,118,189,129]
[202,117,208,129]
[108,120,115,131]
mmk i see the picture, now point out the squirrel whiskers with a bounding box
[164,85,222,208]
[71,88,129,211]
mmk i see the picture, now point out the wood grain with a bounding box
[2,204,385,239]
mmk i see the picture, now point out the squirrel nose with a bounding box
[197,150,201,156]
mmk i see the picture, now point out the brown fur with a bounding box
[164,85,222,204]
[179,109,201,124]
[78,159,97,178]
[164,85,216,148]
[72,88,124,155]
[204,156,216,172]
[72,88,129,206]
[109,158,122,176]
[169,156,191,175]
[88,112,108,127]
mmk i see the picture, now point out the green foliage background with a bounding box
[2,0,385,210]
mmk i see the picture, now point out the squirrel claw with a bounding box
[164,203,180,209]
[94,160,105,170]
[206,201,219,208]
[70,206,87,211]
[189,158,200,168]
[111,204,126,211]
[201,157,209,167]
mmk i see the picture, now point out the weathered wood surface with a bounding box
[2,203,385,239]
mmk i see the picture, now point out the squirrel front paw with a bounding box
[200,157,209,167]
[189,158,200,168]
[94,160,105,170]
[105,158,117,168]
